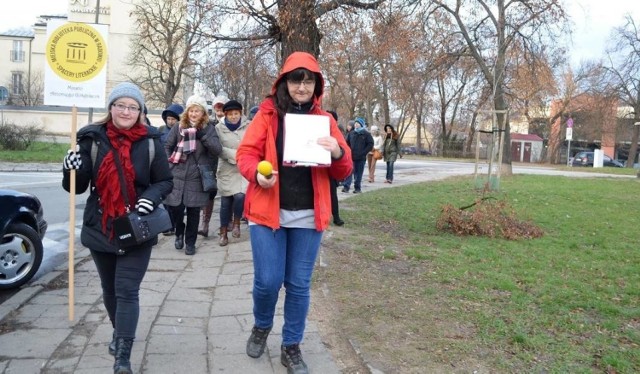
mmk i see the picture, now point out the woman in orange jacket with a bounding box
[237,51,352,373]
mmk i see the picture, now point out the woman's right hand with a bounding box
[63,149,82,170]
[257,171,278,189]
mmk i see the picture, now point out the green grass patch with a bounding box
[0,141,69,162]
[318,175,640,373]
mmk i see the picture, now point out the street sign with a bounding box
[566,127,573,141]
[44,21,109,108]
[567,117,574,128]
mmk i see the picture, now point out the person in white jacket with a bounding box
[367,125,384,183]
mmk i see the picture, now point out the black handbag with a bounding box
[110,149,172,250]
[197,163,217,192]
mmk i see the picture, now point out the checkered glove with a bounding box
[135,198,154,215]
[63,149,82,170]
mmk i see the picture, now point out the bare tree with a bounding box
[427,0,568,172]
[605,14,640,168]
[9,70,44,106]
[128,0,214,107]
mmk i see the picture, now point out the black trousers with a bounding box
[91,245,152,339]
[171,204,200,246]
[330,178,340,220]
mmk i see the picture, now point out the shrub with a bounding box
[0,119,43,150]
[436,198,544,240]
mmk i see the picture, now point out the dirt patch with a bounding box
[312,227,494,373]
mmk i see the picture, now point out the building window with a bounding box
[11,40,25,62]
[11,73,23,95]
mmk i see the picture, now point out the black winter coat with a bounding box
[62,124,174,254]
[347,130,374,161]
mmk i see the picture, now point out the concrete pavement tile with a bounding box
[161,300,211,318]
[4,358,47,374]
[215,273,244,286]
[174,271,218,288]
[208,315,244,335]
[16,303,91,322]
[44,355,81,372]
[0,329,71,358]
[209,332,247,355]
[227,249,253,262]
[0,285,42,321]
[296,351,341,373]
[213,284,252,300]
[154,316,207,328]
[75,352,115,370]
[146,333,208,354]
[220,261,253,275]
[147,258,189,271]
[166,287,214,302]
[151,324,203,335]
[209,353,278,373]
[0,360,7,372]
[144,353,208,373]
[209,299,253,317]
[139,288,168,307]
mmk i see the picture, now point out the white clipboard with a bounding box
[283,113,331,167]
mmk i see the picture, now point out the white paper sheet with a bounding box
[283,113,331,166]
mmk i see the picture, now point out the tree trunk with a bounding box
[628,119,639,168]
[278,0,321,59]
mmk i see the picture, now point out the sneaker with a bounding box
[333,218,344,226]
[185,244,196,255]
[341,187,349,193]
[246,326,271,358]
[281,344,308,374]
[353,189,361,194]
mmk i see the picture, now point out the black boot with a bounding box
[246,326,271,358]
[174,235,184,250]
[281,344,308,374]
[108,330,116,356]
[113,337,133,374]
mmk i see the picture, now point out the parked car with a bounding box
[401,146,431,156]
[571,151,624,167]
[0,189,48,289]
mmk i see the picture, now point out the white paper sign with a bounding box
[44,20,109,108]
[283,113,331,166]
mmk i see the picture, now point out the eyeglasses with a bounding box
[112,103,141,113]
[287,79,315,88]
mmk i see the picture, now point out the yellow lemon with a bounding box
[257,160,273,178]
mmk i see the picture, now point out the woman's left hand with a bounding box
[317,136,341,159]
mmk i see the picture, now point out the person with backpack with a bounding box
[62,82,174,374]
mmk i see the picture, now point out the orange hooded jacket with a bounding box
[236,52,353,231]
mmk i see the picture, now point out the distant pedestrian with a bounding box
[61,82,173,374]
[248,105,259,121]
[159,103,184,146]
[340,120,355,192]
[367,125,383,183]
[327,110,345,225]
[343,117,373,193]
[383,124,400,183]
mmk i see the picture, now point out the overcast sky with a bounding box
[2,0,639,65]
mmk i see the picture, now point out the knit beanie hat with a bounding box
[355,117,366,128]
[370,125,379,132]
[223,100,243,113]
[186,95,208,111]
[108,82,145,110]
[161,103,184,122]
[212,95,228,109]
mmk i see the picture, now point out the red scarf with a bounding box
[96,121,148,238]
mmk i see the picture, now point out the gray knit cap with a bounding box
[108,82,145,110]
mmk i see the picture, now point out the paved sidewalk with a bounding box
[0,233,341,373]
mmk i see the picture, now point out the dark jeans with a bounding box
[171,204,200,246]
[352,159,366,191]
[342,173,353,191]
[91,245,152,339]
[386,161,395,181]
[220,193,245,227]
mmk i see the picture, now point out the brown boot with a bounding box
[198,200,214,237]
[219,226,229,246]
[232,218,241,238]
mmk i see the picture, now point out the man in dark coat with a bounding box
[343,117,373,193]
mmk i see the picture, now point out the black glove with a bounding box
[196,129,206,140]
[63,150,82,170]
[135,198,154,215]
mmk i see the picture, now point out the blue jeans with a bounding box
[249,224,323,345]
[352,159,366,191]
[342,173,353,190]
[220,193,245,227]
[386,161,395,181]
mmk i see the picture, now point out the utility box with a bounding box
[593,149,604,168]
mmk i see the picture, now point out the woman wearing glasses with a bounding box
[237,51,352,374]
[62,82,174,374]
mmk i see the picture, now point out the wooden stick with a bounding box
[68,106,78,321]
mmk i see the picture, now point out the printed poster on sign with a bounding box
[44,20,108,108]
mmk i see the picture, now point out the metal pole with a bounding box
[87,0,101,123]
[567,140,571,166]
